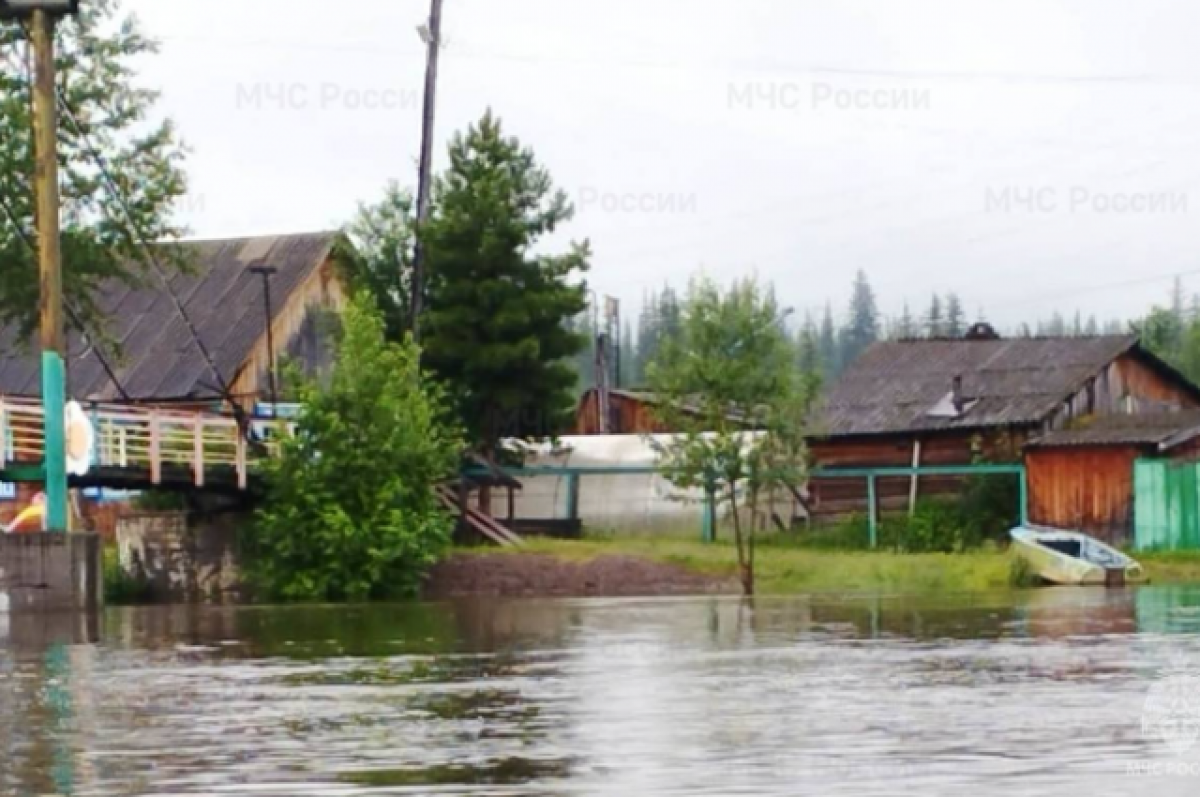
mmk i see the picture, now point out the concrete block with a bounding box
[0,533,102,614]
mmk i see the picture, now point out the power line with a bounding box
[4,26,247,425]
[0,188,132,401]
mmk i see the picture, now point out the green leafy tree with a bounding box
[343,182,415,342]
[422,111,589,463]
[249,295,462,602]
[0,1,188,335]
[648,277,815,596]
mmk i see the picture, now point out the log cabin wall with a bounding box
[808,429,1027,517]
[1047,353,1200,430]
[575,391,668,435]
[229,255,347,413]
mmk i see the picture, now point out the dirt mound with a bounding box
[424,553,735,599]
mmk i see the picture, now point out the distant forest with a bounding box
[570,272,1200,392]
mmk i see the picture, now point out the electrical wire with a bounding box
[6,21,253,431]
[0,189,133,401]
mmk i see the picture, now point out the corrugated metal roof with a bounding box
[815,336,1148,437]
[0,231,340,401]
[1027,412,1200,449]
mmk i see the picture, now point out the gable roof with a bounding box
[1026,411,1200,450]
[814,335,1195,437]
[0,231,341,402]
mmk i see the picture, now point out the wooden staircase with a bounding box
[435,486,525,549]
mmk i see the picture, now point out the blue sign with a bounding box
[0,482,16,501]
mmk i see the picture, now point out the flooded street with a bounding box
[3,588,1200,795]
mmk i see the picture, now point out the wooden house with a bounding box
[576,389,671,435]
[0,231,349,526]
[0,231,347,412]
[810,333,1200,516]
[1025,412,1200,544]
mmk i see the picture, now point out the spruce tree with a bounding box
[841,270,879,367]
[945,293,966,338]
[926,295,944,338]
[797,314,823,380]
[818,303,840,376]
[422,112,590,455]
[895,302,917,339]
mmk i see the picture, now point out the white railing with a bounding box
[0,397,263,489]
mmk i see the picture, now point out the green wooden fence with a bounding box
[1134,459,1200,551]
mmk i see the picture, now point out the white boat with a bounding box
[1009,525,1148,586]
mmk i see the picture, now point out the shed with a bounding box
[810,335,1200,516]
[576,389,666,435]
[1024,412,1200,544]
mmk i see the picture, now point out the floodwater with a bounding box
[3,588,1200,796]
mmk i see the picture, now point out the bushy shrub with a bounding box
[246,295,462,602]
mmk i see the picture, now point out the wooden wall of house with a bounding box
[575,392,666,435]
[1025,445,1144,544]
[230,256,347,409]
[1048,353,1200,429]
[808,430,1027,517]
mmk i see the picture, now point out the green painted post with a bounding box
[42,350,68,532]
[1018,466,1029,526]
[702,488,716,544]
[867,474,878,549]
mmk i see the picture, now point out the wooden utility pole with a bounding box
[409,0,444,342]
[30,7,68,532]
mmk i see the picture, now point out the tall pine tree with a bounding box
[797,313,823,379]
[422,112,590,455]
[841,270,880,367]
[926,294,944,338]
[818,303,840,377]
[945,293,966,338]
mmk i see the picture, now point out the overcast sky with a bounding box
[124,0,1200,330]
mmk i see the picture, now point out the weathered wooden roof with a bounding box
[0,231,340,401]
[1026,411,1200,450]
[815,336,1193,437]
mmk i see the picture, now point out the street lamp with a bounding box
[248,265,279,419]
[4,0,80,532]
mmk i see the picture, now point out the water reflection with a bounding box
[0,587,1199,795]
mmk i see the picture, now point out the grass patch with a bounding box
[483,536,1015,594]
[102,545,154,605]
[467,537,1200,594]
[1138,551,1200,584]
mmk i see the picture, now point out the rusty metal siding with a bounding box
[1026,445,1143,544]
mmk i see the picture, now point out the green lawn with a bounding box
[477,536,1200,594]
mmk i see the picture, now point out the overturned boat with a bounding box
[1009,525,1148,586]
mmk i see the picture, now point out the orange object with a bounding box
[5,493,46,534]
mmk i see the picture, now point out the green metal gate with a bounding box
[1134,459,1200,551]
